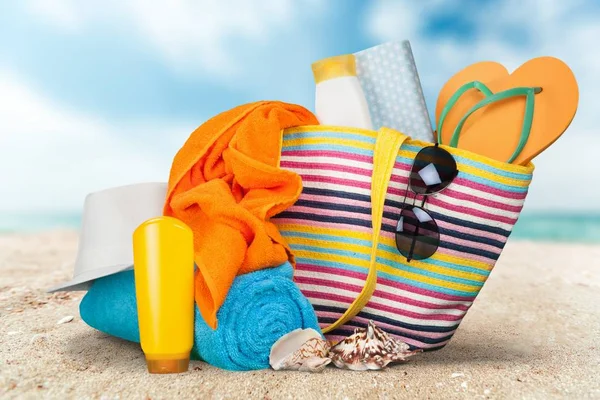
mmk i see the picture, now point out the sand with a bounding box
[0,231,599,399]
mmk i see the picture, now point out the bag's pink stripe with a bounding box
[298,177,522,220]
[287,205,380,235]
[379,215,502,255]
[297,181,518,225]
[305,291,464,321]
[317,311,457,340]
[290,205,356,220]
[295,166,522,218]
[285,157,525,206]
[296,276,470,312]
[302,175,371,190]
[452,177,528,199]
[381,204,508,243]
[280,160,372,177]
[275,218,373,233]
[389,184,519,224]
[296,263,368,281]
[281,150,372,164]
[305,291,353,307]
[364,298,464,321]
[376,230,497,265]
[389,175,524,212]
[391,160,528,199]
[285,205,502,257]
[441,188,523,212]
[292,195,509,244]
[426,195,518,225]
[287,162,525,213]
[371,290,469,312]
[295,276,362,295]
[297,263,476,302]
[282,151,527,200]
[300,177,519,225]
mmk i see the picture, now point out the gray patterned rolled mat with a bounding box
[355,40,434,143]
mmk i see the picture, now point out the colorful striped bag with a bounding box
[272,125,534,350]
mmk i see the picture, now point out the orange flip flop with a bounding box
[435,62,508,145]
[454,57,579,165]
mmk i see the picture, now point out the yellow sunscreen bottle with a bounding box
[133,216,195,374]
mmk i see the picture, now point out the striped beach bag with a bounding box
[272,125,534,350]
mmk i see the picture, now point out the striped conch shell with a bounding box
[269,328,331,372]
[329,320,422,371]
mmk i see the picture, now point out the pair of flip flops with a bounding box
[435,57,579,165]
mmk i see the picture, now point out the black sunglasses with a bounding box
[395,143,458,262]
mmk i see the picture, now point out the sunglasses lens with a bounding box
[409,146,457,194]
[395,206,440,261]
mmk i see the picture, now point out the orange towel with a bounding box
[164,101,319,329]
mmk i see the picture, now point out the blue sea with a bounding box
[2,211,600,243]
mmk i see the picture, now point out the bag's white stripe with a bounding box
[294,268,474,307]
[310,298,463,328]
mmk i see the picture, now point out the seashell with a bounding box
[269,328,332,372]
[57,315,74,325]
[329,320,422,371]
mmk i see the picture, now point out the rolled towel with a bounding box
[79,262,321,371]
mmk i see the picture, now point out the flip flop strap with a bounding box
[449,87,540,163]
[437,80,494,144]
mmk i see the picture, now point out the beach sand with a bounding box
[0,230,598,399]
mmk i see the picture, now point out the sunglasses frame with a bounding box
[395,206,441,262]
[408,143,458,195]
[395,143,458,262]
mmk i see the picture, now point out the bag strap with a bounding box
[322,127,408,334]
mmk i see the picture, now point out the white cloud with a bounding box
[0,70,196,212]
[24,0,322,77]
[15,0,599,211]
[364,0,600,210]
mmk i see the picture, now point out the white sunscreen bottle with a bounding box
[312,54,374,130]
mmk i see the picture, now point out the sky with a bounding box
[0,0,598,213]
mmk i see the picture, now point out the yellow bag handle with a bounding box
[322,127,409,333]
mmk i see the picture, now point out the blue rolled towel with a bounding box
[79,262,321,371]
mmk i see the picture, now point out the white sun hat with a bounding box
[48,182,168,292]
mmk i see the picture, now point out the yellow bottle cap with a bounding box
[312,54,357,84]
[146,356,190,374]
